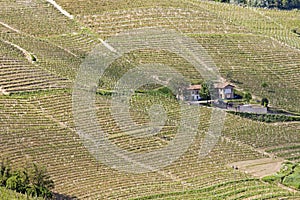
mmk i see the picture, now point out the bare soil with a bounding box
[228,157,284,178]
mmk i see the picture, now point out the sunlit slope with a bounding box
[0,35,71,94]
[0,0,300,199]
[55,0,300,112]
[56,0,300,48]
[0,0,80,37]
[0,0,299,111]
[0,91,273,199]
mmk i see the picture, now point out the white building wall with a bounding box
[238,105,267,114]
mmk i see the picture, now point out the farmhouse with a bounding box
[183,82,235,101]
[214,82,235,99]
[186,84,202,101]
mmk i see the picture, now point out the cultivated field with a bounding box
[0,0,300,199]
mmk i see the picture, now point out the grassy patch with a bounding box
[0,187,42,200]
[262,162,300,190]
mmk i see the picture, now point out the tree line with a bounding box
[0,159,54,199]
[214,0,300,9]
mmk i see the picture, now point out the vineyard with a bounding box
[0,0,300,199]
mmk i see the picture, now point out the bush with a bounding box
[244,92,252,103]
[262,175,279,183]
[6,171,28,193]
[263,162,300,190]
[227,111,300,123]
[0,159,11,187]
[261,82,268,88]
[0,159,54,199]
[96,89,113,96]
[214,0,300,9]
[261,98,269,107]
[156,86,174,97]
[283,173,300,189]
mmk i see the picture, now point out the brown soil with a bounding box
[228,157,284,178]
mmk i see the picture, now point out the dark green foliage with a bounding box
[96,89,113,96]
[30,54,37,62]
[292,28,300,36]
[233,89,244,99]
[199,82,210,101]
[215,0,230,2]
[227,111,300,122]
[6,171,28,194]
[0,159,11,187]
[244,92,252,103]
[31,163,54,189]
[261,82,268,88]
[134,86,176,99]
[0,159,54,199]
[214,0,300,9]
[156,86,174,97]
[261,98,269,107]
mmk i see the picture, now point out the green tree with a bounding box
[199,82,210,103]
[6,171,28,193]
[261,98,269,107]
[27,163,54,198]
[0,160,54,199]
[0,159,11,187]
[244,92,252,103]
[26,185,38,198]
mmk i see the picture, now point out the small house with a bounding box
[186,84,202,101]
[214,82,235,99]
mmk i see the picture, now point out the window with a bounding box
[224,88,231,94]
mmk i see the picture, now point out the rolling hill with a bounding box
[0,0,299,199]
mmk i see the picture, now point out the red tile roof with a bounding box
[214,82,235,89]
[187,84,202,90]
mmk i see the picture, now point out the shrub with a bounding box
[261,82,268,88]
[227,111,300,123]
[6,171,28,193]
[263,162,300,190]
[244,92,252,103]
[261,98,269,107]
[0,159,54,199]
[0,159,11,187]
[262,175,279,183]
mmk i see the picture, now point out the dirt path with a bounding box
[227,158,300,195]
[0,21,20,33]
[46,0,74,19]
[228,157,284,178]
[1,39,34,63]
[0,19,78,58]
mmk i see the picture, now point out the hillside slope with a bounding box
[0,0,300,199]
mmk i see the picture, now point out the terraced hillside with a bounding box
[0,0,300,199]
